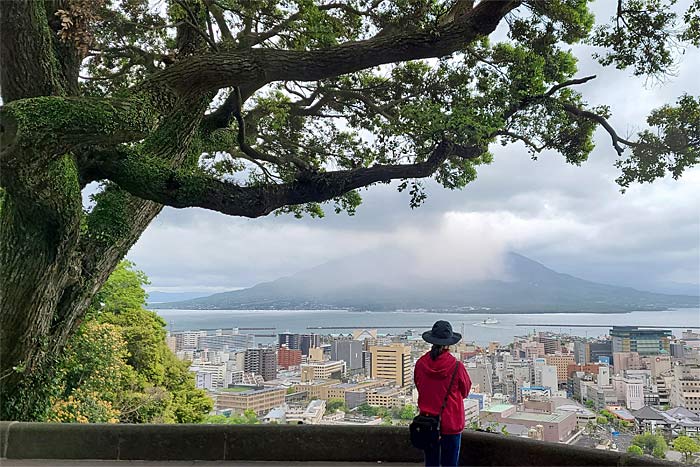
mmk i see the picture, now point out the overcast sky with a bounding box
[125,4,700,296]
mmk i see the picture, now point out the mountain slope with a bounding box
[150,252,699,313]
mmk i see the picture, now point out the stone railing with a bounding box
[0,422,678,466]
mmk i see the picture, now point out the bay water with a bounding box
[153,307,699,345]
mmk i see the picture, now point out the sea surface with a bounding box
[152,307,700,345]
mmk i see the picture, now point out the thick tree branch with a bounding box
[94,140,482,218]
[150,0,520,94]
[0,96,159,167]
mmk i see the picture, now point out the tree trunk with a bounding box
[0,95,210,420]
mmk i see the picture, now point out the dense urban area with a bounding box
[173,322,700,463]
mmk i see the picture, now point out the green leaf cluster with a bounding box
[632,432,668,459]
[46,261,213,423]
[673,435,700,462]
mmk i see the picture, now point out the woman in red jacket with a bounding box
[414,321,472,467]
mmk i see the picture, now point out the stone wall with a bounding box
[0,422,678,466]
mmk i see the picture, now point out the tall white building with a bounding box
[612,375,644,410]
[190,362,227,388]
[534,359,558,390]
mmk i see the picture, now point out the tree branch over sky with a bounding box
[0,0,698,420]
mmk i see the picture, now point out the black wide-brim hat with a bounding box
[422,320,462,346]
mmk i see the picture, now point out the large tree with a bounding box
[0,0,698,420]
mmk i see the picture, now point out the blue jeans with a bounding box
[424,433,461,466]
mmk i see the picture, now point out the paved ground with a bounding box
[1,461,418,467]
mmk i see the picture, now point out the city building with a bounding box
[521,386,552,400]
[278,333,301,350]
[670,364,700,412]
[331,340,363,371]
[537,332,562,355]
[612,352,643,373]
[308,347,324,362]
[670,342,685,358]
[369,343,411,387]
[519,341,545,359]
[352,329,378,341]
[301,360,345,382]
[610,326,671,356]
[466,363,493,395]
[189,362,227,388]
[647,355,672,377]
[277,346,302,369]
[199,331,254,351]
[172,330,207,350]
[632,406,700,436]
[263,400,327,425]
[214,386,287,415]
[244,347,277,381]
[545,354,575,386]
[611,375,644,410]
[194,371,213,390]
[588,341,613,364]
[534,359,558,390]
[464,397,480,424]
[365,386,405,408]
[300,334,321,356]
[480,404,577,443]
[293,380,337,399]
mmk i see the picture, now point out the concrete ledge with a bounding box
[0,422,679,466]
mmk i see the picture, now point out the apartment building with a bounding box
[369,343,411,387]
[670,365,700,412]
[214,386,286,416]
[300,360,345,382]
[545,354,575,385]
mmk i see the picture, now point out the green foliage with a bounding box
[632,432,668,458]
[627,445,644,456]
[46,261,212,423]
[64,0,698,217]
[616,94,700,190]
[93,260,149,313]
[673,435,700,462]
[356,403,376,416]
[202,409,259,425]
[399,404,417,420]
[590,0,689,77]
[325,398,347,414]
[652,444,666,459]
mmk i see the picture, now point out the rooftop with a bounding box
[508,411,574,424]
[483,403,515,413]
[219,386,251,393]
[217,386,285,395]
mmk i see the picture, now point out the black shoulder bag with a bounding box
[410,361,459,450]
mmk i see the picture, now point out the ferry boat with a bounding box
[482,317,499,325]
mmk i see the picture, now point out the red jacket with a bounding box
[414,351,472,435]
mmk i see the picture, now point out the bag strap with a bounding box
[438,361,460,419]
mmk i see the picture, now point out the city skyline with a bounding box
[172,322,700,456]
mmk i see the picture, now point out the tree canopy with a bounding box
[0,0,698,420]
[673,435,700,463]
[632,432,668,459]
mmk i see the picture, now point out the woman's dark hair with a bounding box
[430,344,445,360]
